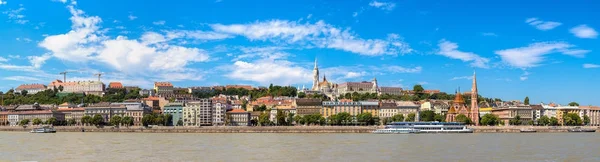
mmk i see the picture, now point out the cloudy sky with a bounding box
[0,0,599,105]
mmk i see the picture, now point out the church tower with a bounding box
[312,58,319,91]
[471,71,480,125]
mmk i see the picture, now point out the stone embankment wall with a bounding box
[0,126,378,133]
[471,126,600,133]
[1,126,598,133]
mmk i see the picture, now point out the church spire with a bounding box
[314,57,318,69]
[471,70,479,126]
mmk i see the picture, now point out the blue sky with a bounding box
[0,0,599,105]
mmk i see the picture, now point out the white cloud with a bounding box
[8,55,21,59]
[0,63,39,72]
[384,65,422,73]
[37,4,211,83]
[27,54,52,68]
[165,30,232,41]
[437,39,490,68]
[15,37,32,43]
[211,20,412,56]
[3,6,29,24]
[3,76,42,82]
[226,58,312,86]
[352,12,359,17]
[152,20,166,25]
[369,0,396,11]
[495,42,590,68]
[583,64,600,69]
[128,14,137,20]
[450,76,472,81]
[525,18,561,31]
[0,57,7,62]
[0,0,6,5]
[481,32,497,37]
[52,0,67,3]
[570,25,598,39]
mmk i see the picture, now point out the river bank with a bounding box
[1,126,598,133]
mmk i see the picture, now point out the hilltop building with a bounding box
[16,84,47,94]
[47,80,105,96]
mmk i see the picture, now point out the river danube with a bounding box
[1,132,598,161]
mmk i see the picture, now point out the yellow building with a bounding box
[556,107,582,125]
[360,101,380,117]
[321,100,361,118]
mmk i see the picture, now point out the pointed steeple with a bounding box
[314,57,318,69]
[323,75,327,81]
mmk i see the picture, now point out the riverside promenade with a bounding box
[1,126,598,133]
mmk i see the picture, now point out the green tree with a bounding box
[58,85,64,92]
[67,118,77,126]
[142,114,154,127]
[406,113,416,122]
[524,96,530,105]
[568,102,579,106]
[32,118,43,125]
[357,113,374,125]
[413,84,424,93]
[21,90,28,96]
[46,117,57,126]
[480,114,499,126]
[81,115,92,126]
[294,115,303,125]
[91,114,104,126]
[391,114,404,122]
[177,119,183,126]
[275,110,286,125]
[455,114,472,124]
[122,116,134,127]
[287,113,295,126]
[256,104,268,112]
[583,115,590,126]
[258,112,271,126]
[509,115,522,125]
[563,113,582,126]
[154,114,165,126]
[419,110,435,121]
[537,115,550,126]
[434,113,445,122]
[110,116,122,127]
[297,92,306,98]
[549,117,559,126]
[19,119,30,126]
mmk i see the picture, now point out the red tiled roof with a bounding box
[228,109,247,113]
[109,82,124,88]
[57,108,85,111]
[16,84,46,90]
[154,82,173,87]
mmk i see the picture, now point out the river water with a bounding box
[0,132,598,161]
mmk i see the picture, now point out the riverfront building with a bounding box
[183,99,213,126]
[57,103,85,125]
[84,102,127,123]
[112,102,152,126]
[226,109,250,126]
[294,98,322,116]
[378,102,399,118]
[321,100,361,118]
[360,101,380,117]
[491,106,533,125]
[213,102,230,126]
[163,103,184,125]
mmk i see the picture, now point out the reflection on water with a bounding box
[1,132,599,161]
